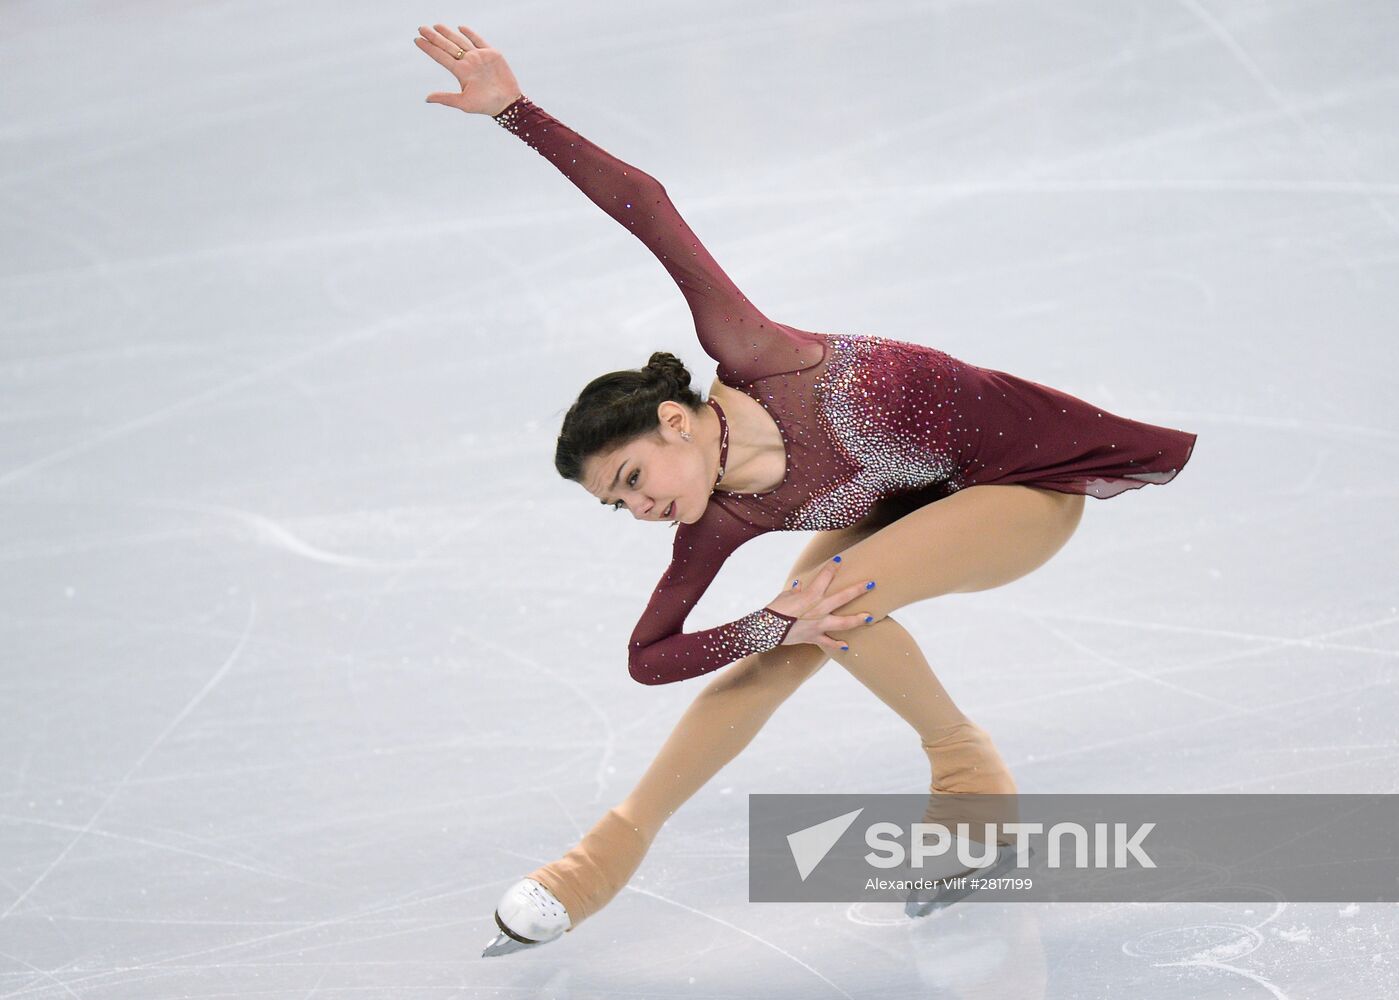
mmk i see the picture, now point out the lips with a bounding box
[663,500,675,520]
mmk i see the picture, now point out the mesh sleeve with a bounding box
[492,95,824,382]
[625,509,796,685]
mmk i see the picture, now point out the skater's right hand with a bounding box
[765,559,876,654]
[415,22,523,116]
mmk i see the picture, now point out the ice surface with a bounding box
[2,1,1396,997]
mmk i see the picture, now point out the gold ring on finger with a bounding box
[453,48,464,58]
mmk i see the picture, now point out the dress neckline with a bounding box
[706,390,792,500]
[705,396,730,487]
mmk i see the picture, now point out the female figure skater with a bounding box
[412,23,1197,956]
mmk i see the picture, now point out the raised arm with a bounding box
[627,514,797,685]
[490,95,823,381]
[414,20,823,381]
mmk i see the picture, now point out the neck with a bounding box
[706,387,767,494]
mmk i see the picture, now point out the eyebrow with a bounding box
[598,459,628,505]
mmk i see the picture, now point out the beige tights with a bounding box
[526,485,1083,930]
[526,616,1015,929]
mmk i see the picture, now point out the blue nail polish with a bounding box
[840,645,849,651]
[866,581,876,590]
[865,616,873,623]
[832,555,841,563]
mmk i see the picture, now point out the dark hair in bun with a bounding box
[554,351,705,483]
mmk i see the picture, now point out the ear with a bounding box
[656,400,689,436]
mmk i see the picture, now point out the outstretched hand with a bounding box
[414,22,522,115]
[766,559,877,654]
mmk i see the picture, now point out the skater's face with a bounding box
[580,402,711,526]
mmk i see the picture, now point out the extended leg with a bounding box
[525,520,880,930]
[524,642,825,928]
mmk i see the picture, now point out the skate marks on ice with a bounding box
[4,0,1399,997]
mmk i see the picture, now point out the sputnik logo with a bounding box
[787,808,865,881]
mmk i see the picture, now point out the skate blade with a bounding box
[482,929,542,957]
[905,843,1030,919]
[481,911,556,958]
[478,928,531,962]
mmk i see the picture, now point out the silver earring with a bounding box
[681,431,691,441]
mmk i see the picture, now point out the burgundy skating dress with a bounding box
[494,96,1197,686]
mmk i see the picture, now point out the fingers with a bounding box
[811,580,875,618]
[789,556,877,616]
[815,613,875,655]
[417,25,472,66]
[784,559,835,602]
[828,611,875,640]
[458,24,491,48]
[840,580,876,604]
[804,559,841,592]
[414,35,459,72]
[793,559,876,613]
[417,24,448,50]
[433,23,475,53]
[811,560,875,597]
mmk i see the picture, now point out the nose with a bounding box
[632,498,658,521]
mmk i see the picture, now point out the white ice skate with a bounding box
[904,843,1030,919]
[481,878,572,957]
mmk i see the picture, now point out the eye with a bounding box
[610,469,640,510]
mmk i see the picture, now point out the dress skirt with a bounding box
[951,363,1197,499]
